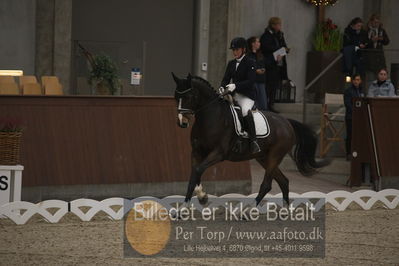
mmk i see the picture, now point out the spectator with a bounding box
[344,74,364,160]
[342,17,368,77]
[247,36,267,111]
[364,14,390,88]
[260,17,289,113]
[367,68,396,97]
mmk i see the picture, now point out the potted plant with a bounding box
[306,18,345,102]
[312,19,342,52]
[88,54,121,95]
[0,118,24,165]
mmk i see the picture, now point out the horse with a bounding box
[172,73,329,206]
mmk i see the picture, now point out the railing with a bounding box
[302,53,343,124]
[1,190,398,224]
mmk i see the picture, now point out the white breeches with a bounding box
[233,93,254,116]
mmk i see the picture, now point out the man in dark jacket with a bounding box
[260,17,289,113]
[220,37,260,154]
[344,74,364,160]
[342,17,369,77]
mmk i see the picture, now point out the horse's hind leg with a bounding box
[273,168,290,206]
[255,157,279,206]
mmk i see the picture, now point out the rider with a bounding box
[220,37,261,154]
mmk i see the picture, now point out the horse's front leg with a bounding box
[185,149,223,203]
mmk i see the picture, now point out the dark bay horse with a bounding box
[172,73,329,206]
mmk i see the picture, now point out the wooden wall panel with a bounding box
[351,98,399,186]
[369,99,399,177]
[0,96,251,187]
[350,98,377,186]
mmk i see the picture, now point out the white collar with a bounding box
[236,54,245,63]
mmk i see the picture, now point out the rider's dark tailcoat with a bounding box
[221,55,256,100]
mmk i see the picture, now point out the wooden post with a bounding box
[320,104,326,157]
[317,5,326,24]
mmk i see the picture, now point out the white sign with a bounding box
[0,171,10,207]
[0,165,23,217]
[130,68,141,85]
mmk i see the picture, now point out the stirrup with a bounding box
[251,141,261,153]
[232,139,243,153]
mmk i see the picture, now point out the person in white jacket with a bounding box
[367,68,396,97]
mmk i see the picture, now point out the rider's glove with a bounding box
[226,84,236,93]
[218,87,225,95]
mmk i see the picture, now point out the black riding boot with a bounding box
[244,113,261,154]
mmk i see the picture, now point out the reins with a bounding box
[193,95,222,114]
[177,80,227,115]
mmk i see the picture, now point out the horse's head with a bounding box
[172,72,199,128]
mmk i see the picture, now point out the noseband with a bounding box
[177,98,193,114]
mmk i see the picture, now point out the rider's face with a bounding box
[232,48,244,59]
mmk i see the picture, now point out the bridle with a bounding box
[176,86,222,116]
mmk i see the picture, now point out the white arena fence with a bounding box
[0,189,398,225]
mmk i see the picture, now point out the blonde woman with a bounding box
[260,17,289,113]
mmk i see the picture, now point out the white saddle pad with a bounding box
[230,105,270,138]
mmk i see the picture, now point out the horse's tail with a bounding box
[288,119,330,176]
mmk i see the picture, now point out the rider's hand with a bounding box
[218,87,224,95]
[226,84,236,93]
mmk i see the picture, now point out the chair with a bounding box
[19,76,40,93]
[41,76,63,95]
[44,83,63,95]
[22,83,42,95]
[0,83,20,95]
[19,76,38,86]
[0,76,16,84]
[319,93,346,157]
[41,76,60,88]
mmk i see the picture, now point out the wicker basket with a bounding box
[0,132,22,165]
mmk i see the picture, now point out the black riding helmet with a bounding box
[230,37,247,50]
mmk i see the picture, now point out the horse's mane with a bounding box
[191,76,216,95]
[192,76,214,90]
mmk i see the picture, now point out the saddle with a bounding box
[230,104,270,139]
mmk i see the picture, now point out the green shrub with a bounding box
[88,54,121,95]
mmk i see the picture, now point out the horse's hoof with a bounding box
[170,209,184,220]
[283,199,290,208]
[198,194,208,205]
[255,197,262,207]
[170,209,178,220]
